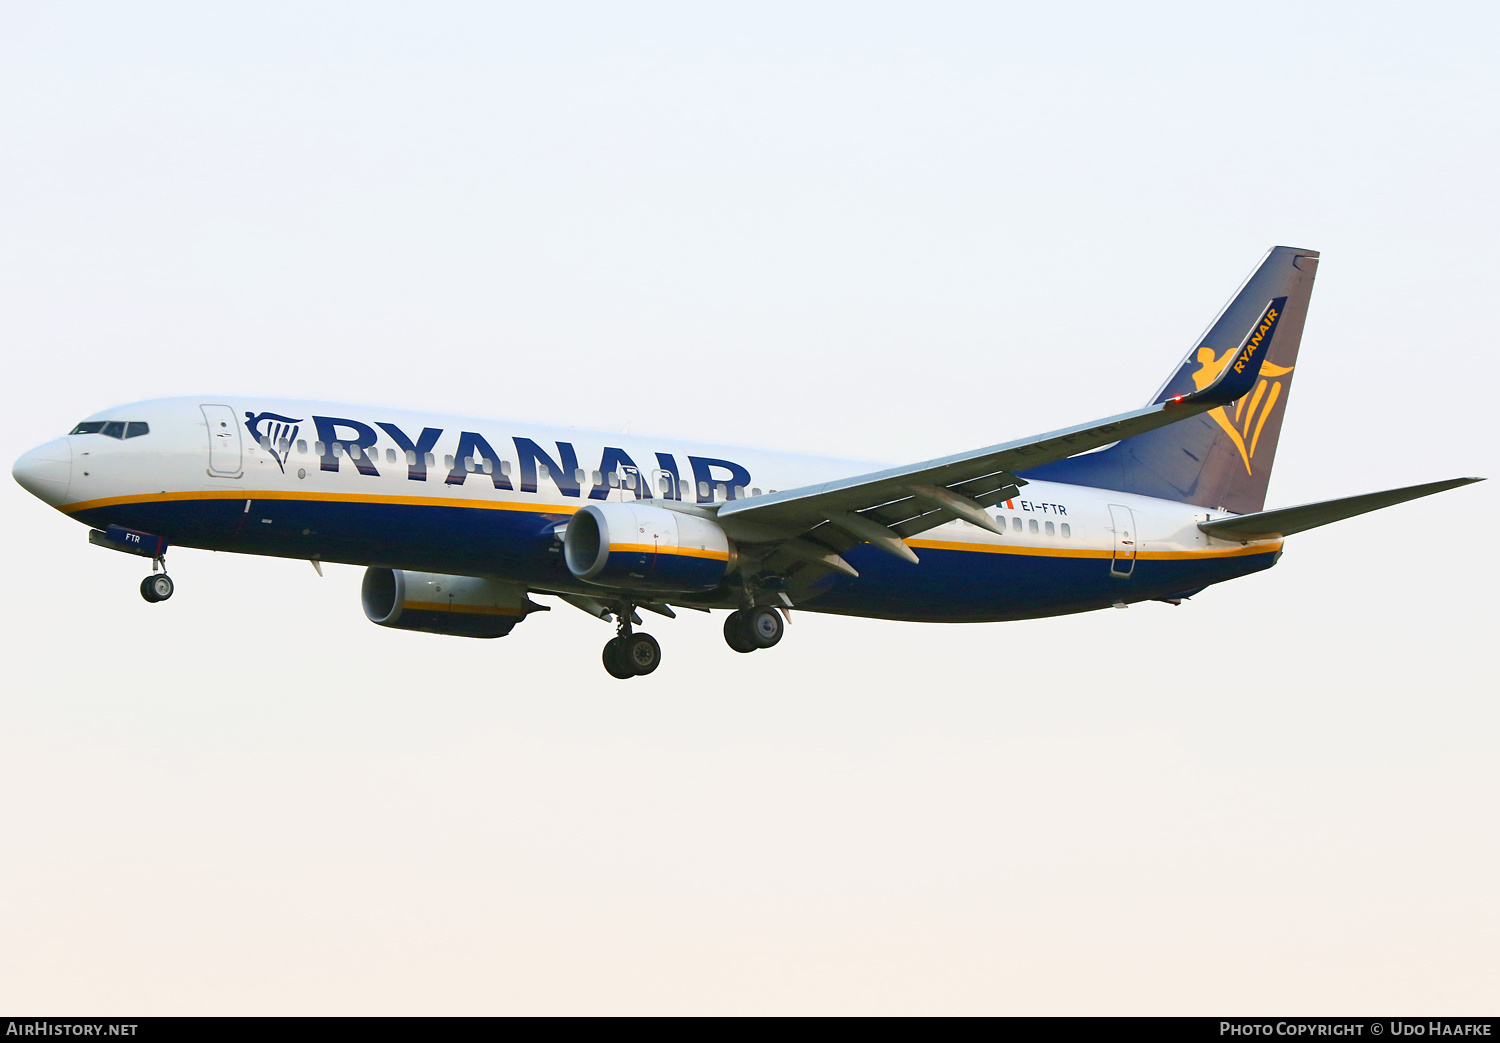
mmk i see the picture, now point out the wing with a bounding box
[714,297,1289,573]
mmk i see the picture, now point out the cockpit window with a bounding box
[69,420,150,439]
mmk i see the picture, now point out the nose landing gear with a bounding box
[87,526,175,603]
[140,572,174,602]
[139,557,174,603]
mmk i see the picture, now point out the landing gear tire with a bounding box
[140,574,174,603]
[602,637,635,680]
[622,632,661,676]
[723,611,757,653]
[747,607,783,649]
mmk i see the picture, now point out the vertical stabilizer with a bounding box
[1021,246,1319,514]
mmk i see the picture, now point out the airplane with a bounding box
[10,246,1483,679]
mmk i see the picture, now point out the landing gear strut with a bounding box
[601,603,660,679]
[140,557,174,603]
[723,606,784,653]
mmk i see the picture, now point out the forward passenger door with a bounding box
[202,404,243,477]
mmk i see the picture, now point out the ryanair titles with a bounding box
[248,412,754,505]
[1233,301,1283,374]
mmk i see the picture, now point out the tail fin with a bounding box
[1022,245,1319,513]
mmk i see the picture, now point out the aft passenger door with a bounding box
[202,404,243,477]
[1108,504,1137,578]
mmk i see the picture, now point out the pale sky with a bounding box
[1,1,1496,1014]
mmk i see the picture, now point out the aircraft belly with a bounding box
[803,541,1279,622]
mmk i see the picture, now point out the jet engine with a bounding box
[563,503,735,593]
[361,568,545,638]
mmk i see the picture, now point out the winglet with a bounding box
[1166,296,1288,408]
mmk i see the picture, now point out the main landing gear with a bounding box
[139,558,174,603]
[723,607,784,654]
[601,605,661,680]
[595,602,787,678]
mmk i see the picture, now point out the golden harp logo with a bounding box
[1190,346,1294,475]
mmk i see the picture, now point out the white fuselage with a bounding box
[14,396,1282,622]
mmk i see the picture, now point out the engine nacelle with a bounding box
[563,503,734,593]
[361,568,544,638]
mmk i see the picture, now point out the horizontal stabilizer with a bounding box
[1198,477,1484,541]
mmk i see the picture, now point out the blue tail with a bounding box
[1021,246,1319,514]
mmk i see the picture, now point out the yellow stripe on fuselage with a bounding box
[905,537,1281,561]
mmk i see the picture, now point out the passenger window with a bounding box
[483,459,494,475]
[69,421,105,435]
[444,454,454,470]
[332,442,344,456]
[125,422,149,438]
[733,485,745,499]
[716,483,728,501]
[425,453,436,468]
[1012,517,1022,532]
[680,480,691,498]
[1029,519,1039,534]
[464,457,476,472]
[593,470,603,485]
[624,472,636,490]
[499,460,511,475]
[1061,523,1071,538]
[1045,521,1055,536]
[539,464,550,480]
[751,487,761,497]
[297,440,308,454]
[574,468,586,484]
[608,472,620,488]
[698,481,710,498]
[101,421,126,439]
[260,436,272,450]
[386,448,397,464]
[314,441,326,456]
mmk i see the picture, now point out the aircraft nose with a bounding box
[13,438,73,506]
